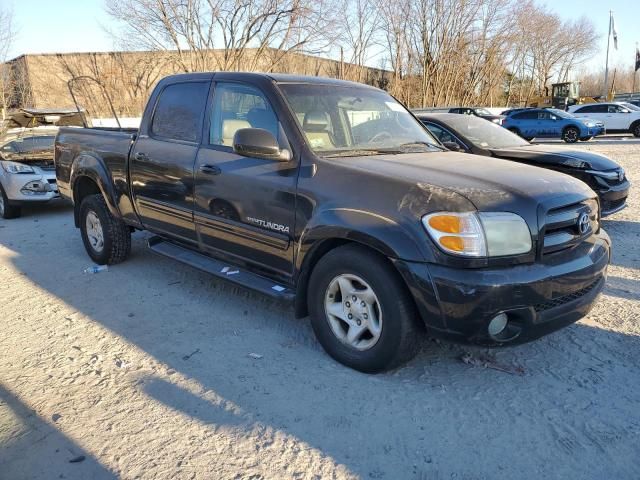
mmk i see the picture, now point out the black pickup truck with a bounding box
[55,73,610,372]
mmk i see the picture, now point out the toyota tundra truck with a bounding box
[55,73,610,372]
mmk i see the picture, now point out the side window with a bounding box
[580,104,607,113]
[424,123,462,148]
[151,82,210,142]
[513,111,537,120]
[209,83,279,146]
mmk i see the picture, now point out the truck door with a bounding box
[193,81,298,277]
[130,81,210,244]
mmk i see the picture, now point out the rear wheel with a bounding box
[79,194,131,265]
[0,184,21,219]
[562,126,580,143]
[308,244,421,373]
[631,122,640,138]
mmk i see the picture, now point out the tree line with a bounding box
[2,0,603,116]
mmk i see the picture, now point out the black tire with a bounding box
[631,122,640,138]
[79,194,131,265]
[562,126,580,143]
[580,136,593,142]
[307,244,420,373]
[0,184,22,219]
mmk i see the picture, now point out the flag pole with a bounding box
[634,42,638,95]
[603,10,612,98]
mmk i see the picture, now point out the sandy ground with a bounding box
[1,142,639,480]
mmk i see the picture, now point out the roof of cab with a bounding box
[157,71,378,89]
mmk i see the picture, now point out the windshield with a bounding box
[278,83,441,157]
[1,135,55,153]
[621,102,640,111]
[473,108,492,116]
[547,108,574,119]
[443,115,529,149]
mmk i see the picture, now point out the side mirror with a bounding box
[442,141,462,152]
[233,128,291,162]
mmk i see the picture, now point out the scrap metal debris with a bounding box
[460,353,525,376]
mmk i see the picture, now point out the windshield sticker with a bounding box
[385,102,405,112]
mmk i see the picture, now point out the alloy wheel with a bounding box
[324,273,383,351]
[85,210,105,253]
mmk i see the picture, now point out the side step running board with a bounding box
[148,236,295,301]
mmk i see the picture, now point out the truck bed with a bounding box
[54,126,137,214]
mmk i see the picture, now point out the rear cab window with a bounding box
[150,82,210,142]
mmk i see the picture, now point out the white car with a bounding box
[0,129,60,219]
[568,102,640,137]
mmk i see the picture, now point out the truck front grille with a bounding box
[542,199,599,255]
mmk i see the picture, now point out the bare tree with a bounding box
[105,0,337,72]
[1,5,16,120]
[336,0,381,83]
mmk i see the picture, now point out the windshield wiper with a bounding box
[393,141,445,151]
[321,149,394,158]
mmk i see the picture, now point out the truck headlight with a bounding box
[1,161,35,174]
[422,211,532,257]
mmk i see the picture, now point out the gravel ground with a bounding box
[1,142,639,480]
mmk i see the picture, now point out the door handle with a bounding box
[200,164,222,175]
[134,152,148,161]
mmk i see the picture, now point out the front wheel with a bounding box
[308,244,421,373]
[631,123,640,138]
[562,126,580,143]
[79,194,131,265]
[0,184,21,219]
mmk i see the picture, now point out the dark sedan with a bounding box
[413,107,505,125]
[416,113,630,215]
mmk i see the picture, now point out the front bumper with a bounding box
[0,169,59,204]
[595,179,630,216]
[585,126,605,137]
[395,230,610,345]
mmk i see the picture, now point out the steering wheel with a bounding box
[368,131,393,144]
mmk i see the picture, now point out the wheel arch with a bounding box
[293,213,428,319]
[70,154,121,227]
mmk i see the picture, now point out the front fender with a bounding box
[296,207,429,271]
[70,153,121,219]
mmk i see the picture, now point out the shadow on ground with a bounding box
[0,384,115,480]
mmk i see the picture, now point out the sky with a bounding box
[3,0,639,74]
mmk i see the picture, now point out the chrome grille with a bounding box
[542,199,599,254]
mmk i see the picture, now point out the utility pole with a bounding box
[633,42,638,95]
[603,10,612,98]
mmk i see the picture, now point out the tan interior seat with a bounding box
[222,119,251,146]
[302,111,334,150]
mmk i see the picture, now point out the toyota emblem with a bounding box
[578,212,590,235]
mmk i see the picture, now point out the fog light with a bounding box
[20,180,49,195]
[488,313,508,337]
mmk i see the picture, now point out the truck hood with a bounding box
[339,151,595,214]
[489,144,620,171]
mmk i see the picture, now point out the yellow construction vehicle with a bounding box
[527,79,615,109]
